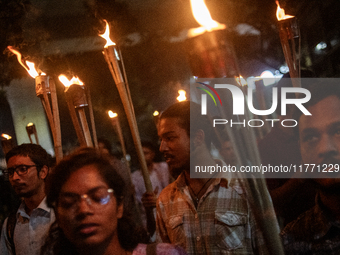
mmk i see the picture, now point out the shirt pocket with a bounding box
[214,211,247,250]
[167,215,186,247]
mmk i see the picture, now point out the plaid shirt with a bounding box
[281,194,340,254]
[156,173,268,255]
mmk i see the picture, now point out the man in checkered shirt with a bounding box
[156,101,268,255]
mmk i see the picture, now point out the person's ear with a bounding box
[38,165,48,180]
[117,203,124,219]
[193,129,205,147]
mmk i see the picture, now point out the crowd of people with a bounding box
[1,81,340,254]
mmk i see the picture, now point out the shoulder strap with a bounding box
[146,243,158,255]
[6,211,17,255]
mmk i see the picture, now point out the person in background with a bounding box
[156,101,268,255]
[0,144,55,255]
[258,72,316,228]
[281,82,340,254]
[218,137,238,166]
[41,148,187,255]
[131,141,171,236]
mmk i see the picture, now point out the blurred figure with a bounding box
[218,137,237,166]
[281,82,340,254]
[258,72,316,227]
[41,148,186,255]
[131,141,171,236]
[0,144,54,255]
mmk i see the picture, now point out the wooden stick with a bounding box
[103,47,153,193]
[77,108,93,147]
[49,78,63,163]
[65,93,87,147]
[278,19,301,89]
[85,85,98,148]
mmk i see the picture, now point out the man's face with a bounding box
[299,95,340,189]
[143,147,155,166]
[158,117,190,178]
[219,141,237,165]
[7,155,46,198]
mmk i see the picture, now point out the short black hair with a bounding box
[160,101,215,150]
[293,79,340,137]
[45,148,147,253]
[6,143,51,172]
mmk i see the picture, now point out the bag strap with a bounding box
[6,211,17,255]
[146,243,158,255]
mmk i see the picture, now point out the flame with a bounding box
[188,0,226,37]
[7,46,45,78]
[58,75,84,87]
[177,90,187,102]
[1,134,12,140]
[99,20,116,48]
[27,123,34,127]
[153,111,159,117]
[276,1,294,21]
[108,110,118,118]
[235,76,248,87]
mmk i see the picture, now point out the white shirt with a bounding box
[131,162,170,228]
[0,197,55,255]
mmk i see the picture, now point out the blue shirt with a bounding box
[0,197,55,255]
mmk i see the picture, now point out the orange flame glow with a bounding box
[177,90,187,102]
[99,20,116,48]
[58,75,84,88]
[7,46,45,78]
[276,1,294,21]
[188,0,226,37]
[1,134,12,140]
[108,110,118,118]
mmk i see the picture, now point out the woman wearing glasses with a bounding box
[41,148,186,255]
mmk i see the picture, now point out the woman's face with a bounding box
[56,165,123,248]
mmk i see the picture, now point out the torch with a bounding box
[7,46,63,163]
[108,111,128,160]
[276,1,301,88]
[26,123,39,145]
[153,111,160,127]
[183,0,239,78]
[99,20,153,193]
[59,75,96,148]
[186,1,284,254]
[177,90,187,102]
[1,134,14,155]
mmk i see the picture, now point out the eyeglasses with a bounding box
[3,165,37,177]
[57,188,115,211]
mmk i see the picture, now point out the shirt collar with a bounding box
[17,197,51,218]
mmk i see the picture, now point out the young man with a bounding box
[0,144,55,255]
[281,82,340,254]
[156,101,268,255]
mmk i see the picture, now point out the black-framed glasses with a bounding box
[57,188,115,211]
[3,164,37,177]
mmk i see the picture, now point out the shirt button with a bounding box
[196,236,200,241]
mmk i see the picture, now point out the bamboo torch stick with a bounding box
[35,75,63,163]
[59,75,93,147]
[276,1,301,88]
[185,1,284,253]
[7,46,63,163]
[26,123,39,145]
[100,21,153,193]
[1,134,15,155]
